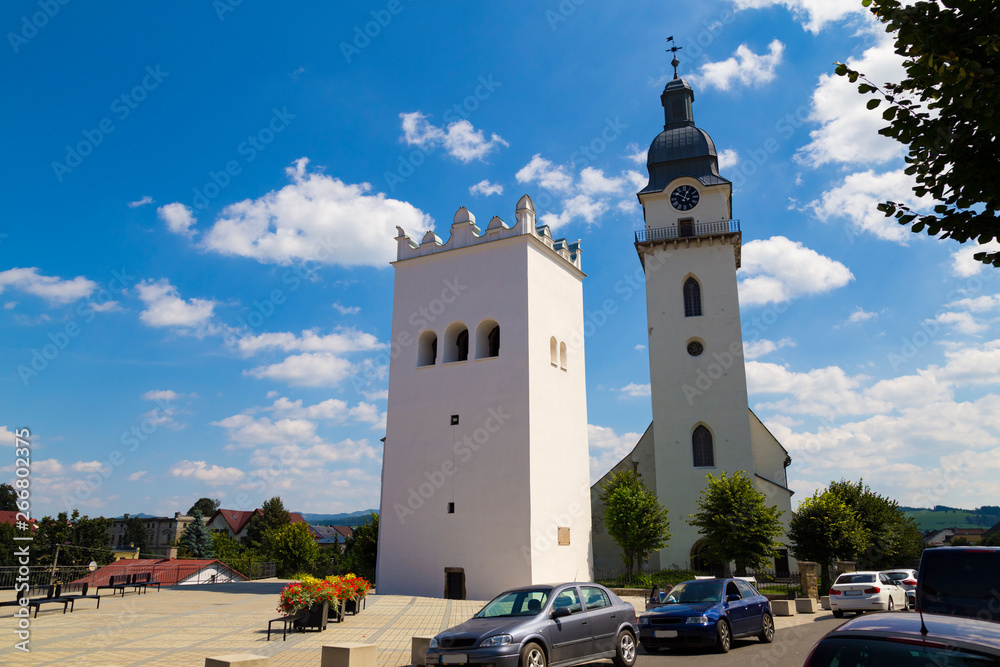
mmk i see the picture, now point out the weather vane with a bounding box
[666,36,682,78]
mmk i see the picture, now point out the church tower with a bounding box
[377,196,593,600]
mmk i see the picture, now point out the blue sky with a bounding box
[3,0,998,520]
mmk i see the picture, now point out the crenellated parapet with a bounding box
[394,194,582,270]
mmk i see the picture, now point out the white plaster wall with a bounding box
[641,178,732,231]
[525,242,592,585]
[750,410,790,490]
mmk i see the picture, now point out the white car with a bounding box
[829,571,908,618]
[880,569,917,609]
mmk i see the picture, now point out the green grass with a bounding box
[904,509,1000,532]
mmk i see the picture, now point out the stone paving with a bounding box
[0,582,832,666]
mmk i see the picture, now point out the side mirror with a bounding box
[552,606,572,619]
[726,594,740,603]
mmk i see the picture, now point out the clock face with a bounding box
[670,185,700,211]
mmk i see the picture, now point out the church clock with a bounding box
[670,184,699,211]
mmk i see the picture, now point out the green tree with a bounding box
[123,516,149,552]
[245,496,290,547]
[982,532,1000,547]
[343,512,379,573]
[179,510,215,558]
[0,482,17,511]
[789,491,870,592]
[187,497,220,517]
[598,470,671,576]
[687,471,786,574]
[835,0,1000,268]
[0,521,33,566]
[34,511,114,567]
[260,522,321,577]
[950,536,971,546]
[828,479,923,568]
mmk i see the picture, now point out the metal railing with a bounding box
[635,219,740,243]
[0,561,277,589]
[593,566,799,599]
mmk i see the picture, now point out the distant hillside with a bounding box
[902,506,1000,533]
[299,509,378,527]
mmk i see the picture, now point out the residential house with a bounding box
[109,513,195,558]
[923,527,986,546]
[206,508,306,543]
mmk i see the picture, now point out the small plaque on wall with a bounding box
[558,527,570,546]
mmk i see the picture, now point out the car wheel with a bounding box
[759,612,775,643]
[613,630,637,667]
[888,596,895,612]
[833,610,844,619]
[521,642,546,667]
[715,619,731,654]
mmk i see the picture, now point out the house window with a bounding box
[692,425,714,467]
[443,323,469,362]
[684,277,702,317]
[559,342,567,370]
[475,320,500,359]
[550,337,558,366]
[448,502,455,514]
[417,331,438,367]
[679,217,694,238]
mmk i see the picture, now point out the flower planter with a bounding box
[344,596,365,615]
[294,600,329,632]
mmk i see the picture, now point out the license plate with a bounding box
[442,655,468,664]
[654,630,678,638]
[845,591,862,596]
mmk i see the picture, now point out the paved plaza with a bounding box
[0,582,832,666]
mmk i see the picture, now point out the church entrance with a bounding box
[444,568,466,600]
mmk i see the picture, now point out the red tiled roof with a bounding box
[70,558,248,587]
[289,512,306,524]
[210,509,262,535]
[0,511,37,531]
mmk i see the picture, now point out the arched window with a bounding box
[684,277,702,317]
[559,342,567,370]
[550,337,558,366]
[692,425,714,467]
[417,331,437,367]
[444,323,469,363]
[475,320,500,359]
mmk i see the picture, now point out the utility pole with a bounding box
[48,544,60,585]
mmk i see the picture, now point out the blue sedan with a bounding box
[637,578,775,653]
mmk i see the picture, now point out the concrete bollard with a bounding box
[795,597,818,614]
[322,643,377,667]
[412,636,435,666]
[820,596,831,610]
[771,599,797,616]
[205,655,269,667]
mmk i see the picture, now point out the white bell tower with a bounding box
[636,67,755,568]
[377,196,593,600]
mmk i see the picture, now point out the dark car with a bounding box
[916,546,1000,622]
[637,578,774,653]
[425,583,637,667]
[803,610,1000,666]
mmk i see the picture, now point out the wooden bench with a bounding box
[96,574,131,597]
[132,571,162,593]
[55,582,102,610]
[0,585,69,617]
[267,609,308,641]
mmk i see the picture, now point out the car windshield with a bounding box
[663,581,723,604]
[884,572,911,581]
[807,636,998,667]
[836,573,876,584]
[476,589,550,618]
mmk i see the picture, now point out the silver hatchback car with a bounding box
[426,583,638,667]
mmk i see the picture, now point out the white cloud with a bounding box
[926,311,987,336]
[213,412,323,447]
[236,328,380,357]
[588,424,643,483]
[717,149,740,170]
[136,279,217,329]
[690,40,785,91]
[88,300,121,313]
[400,112,509,163]
[808,169,933,244]
[129,471,147,481]
[739,236,853,306]
[618,383,651,398]
[332,302,360,315]
[634,344,646,352]
[624,143,647,165]
[264,396,384,425]
[0,267,96,305]
[731,0,868,33]
[245,352,355,387]
[203,158,432,268]
[72,460,107,473]
[142,389,179,401]
[469,180,504,197]
[170,460,245,484]
[743,337,795,360]
[515,154,574,194]
[797,34,905,167]
[951,241,1000,278]
[540,194,608,228]
[846,307,878,324]
[579,167,626,196]
[157,202,197,238]
[948,295,1000,314]
[128,196,153,208]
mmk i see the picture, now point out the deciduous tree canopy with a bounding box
[598,470,671,576]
